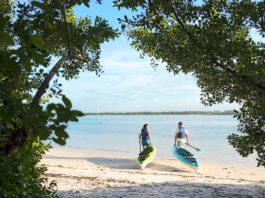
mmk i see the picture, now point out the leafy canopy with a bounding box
[114,0,265,166]
[0,0,117,154]
[0,0,118,196]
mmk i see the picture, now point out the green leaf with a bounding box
[62,95,72,108]
[31,1,46,9]
[37,128,50,140]
[0,31,13,47]
[68,115,78,122]
[52,137,66,145]
[82,0,90,7]
[31,35,45,49]
[55,128,69,139]
[0,106,15,122]
[46,103,56,112]
[72,110,85,117]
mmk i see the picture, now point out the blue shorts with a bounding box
[141,139,150,146]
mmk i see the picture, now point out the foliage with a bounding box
[114,0,265,166]
[0,0,117,153]
[0,141,57,197]
[0,0,118,196]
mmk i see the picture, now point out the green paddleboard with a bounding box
[137,145,157,169]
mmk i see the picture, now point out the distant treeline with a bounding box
[85,111,234,115]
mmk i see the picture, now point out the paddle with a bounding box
[186,144,203,153]
[138,133,141,153]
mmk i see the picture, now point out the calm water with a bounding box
[55,115,257,165]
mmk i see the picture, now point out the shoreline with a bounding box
[84,111,234,115]
[50,146,258,166]
[43,147,265,197]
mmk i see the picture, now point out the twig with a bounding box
[62,0,72,56]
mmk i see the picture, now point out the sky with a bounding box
[47,1,239,113]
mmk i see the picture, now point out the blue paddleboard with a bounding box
[172,144,199,172]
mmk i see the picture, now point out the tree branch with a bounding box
[170,8,265,92]
[3,1,88,156]
[6,2,88,156]
[3,54,88,156]
[62,0,72,56]
[3,128,28,155]
[31,55,88,105]
[71,55,88,62]
[32,55,69,105]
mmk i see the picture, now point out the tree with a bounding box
[0,0,117,155]
[114,0,265,166]
[0,0,117,196]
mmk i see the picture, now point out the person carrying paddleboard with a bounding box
[139,124,152,150]
[174,121,190,148]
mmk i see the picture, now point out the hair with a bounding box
[142,124,148,130]
[178,122,183,126]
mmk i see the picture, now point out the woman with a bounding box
[139,124,152,150]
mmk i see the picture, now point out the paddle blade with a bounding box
[196,148,203,153]
[186,144,203,154]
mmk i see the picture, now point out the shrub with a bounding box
[0,141,57,197]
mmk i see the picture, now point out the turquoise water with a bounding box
[55,115,257,165]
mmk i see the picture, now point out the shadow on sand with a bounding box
[85,157,186,172]
[45,155,186,172]
[57,180,265,198]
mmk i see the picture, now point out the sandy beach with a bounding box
[43,148,265,198]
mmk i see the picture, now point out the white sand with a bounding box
[42,148,265,198]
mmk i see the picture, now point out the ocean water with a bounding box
[54,115,257,165]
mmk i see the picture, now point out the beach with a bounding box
[43,148,265,198]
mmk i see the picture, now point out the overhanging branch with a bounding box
[71,55,88,62]
[62,0,72,56]
[32,55,88,105]
[169,8,265,92]
[3,54,86,156]
[32,55,69,105]
[3,1,89,156]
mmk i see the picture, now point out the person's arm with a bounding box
[185,133,190,145]
[138,132,141,143]
[174,129,179,145]
[147,131,152,144]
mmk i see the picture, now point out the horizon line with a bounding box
[84,110,235,115]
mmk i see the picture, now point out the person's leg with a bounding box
[176,138,181,147]
[142,139,147,150]
[180,141,184,148]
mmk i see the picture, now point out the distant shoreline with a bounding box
[85,110,234,115]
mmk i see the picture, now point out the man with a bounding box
[174,121,190,148]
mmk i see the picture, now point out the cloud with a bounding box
[56,36,237,112]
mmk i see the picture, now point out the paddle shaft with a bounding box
[186,144,200,151]
[138,132,141,153]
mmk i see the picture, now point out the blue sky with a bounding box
[55,1,239,112]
